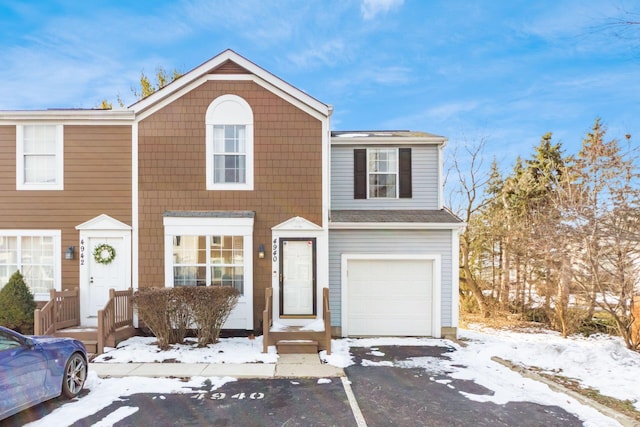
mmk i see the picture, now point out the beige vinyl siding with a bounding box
[0,124,132,290]
[331,144,440,210]
[0,126,16,186]
[328,229,453,328]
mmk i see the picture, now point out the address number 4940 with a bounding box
[211,392,264,400]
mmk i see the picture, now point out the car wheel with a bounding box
[62,352,87,398]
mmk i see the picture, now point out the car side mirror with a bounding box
[23,337,36,349]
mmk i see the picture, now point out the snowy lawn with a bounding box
[458,324,640,412]
[23,326,640,426]
[93,335,278,364]
[322,325,640,412]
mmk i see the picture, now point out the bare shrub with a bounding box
[133,289,172,350]
[133,288,192,349]
[191,286,239,346]
[133,286,239,350]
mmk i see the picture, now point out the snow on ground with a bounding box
[93,335,278,364]
[26,374,235,427]
[321,328,639,427]
[25,327,640,426]
[459,324,640,411]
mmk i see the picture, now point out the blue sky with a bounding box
[0,0,638,170]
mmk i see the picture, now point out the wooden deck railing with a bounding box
[97,288,134,354]
[34,289,80,336]
[322,287,332,355]
[261,287,332,354]
[262,287,273,353]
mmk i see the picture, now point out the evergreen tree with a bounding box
[0,271,37,334]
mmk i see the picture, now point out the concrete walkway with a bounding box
[89,353,344,379]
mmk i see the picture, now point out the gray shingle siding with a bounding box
[330,145,440,210]
[328,229,454,330]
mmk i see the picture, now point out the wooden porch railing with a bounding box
[34,289,80,336]
[322,287,332,355]
[262,287,273,353]
[261,287,332,354]
[97,288,134,354]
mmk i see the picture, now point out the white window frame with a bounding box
[16,124,64,190]
[0,230,61,301]
[205,95,254,191]
[367,148,398,199]
[163,216,253,297]
[163,216,254,330]
[171,235,246,293]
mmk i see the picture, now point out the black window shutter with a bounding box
[354,149,367,199]
[399,148,412,198]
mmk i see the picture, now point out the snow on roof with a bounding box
[331,130,444,139]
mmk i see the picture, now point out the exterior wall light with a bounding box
[258,243,265,259]
[65,246,75,260]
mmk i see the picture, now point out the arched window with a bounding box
[205,95,254,190]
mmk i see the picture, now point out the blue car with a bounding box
[0,326,87,421]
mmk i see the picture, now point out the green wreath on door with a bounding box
[93,243,116,265]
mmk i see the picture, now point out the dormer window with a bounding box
[205,95,254,190]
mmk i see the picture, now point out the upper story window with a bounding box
[354,147,412,199]
[16,124,64,190]
[368,148,398,198]
[205,95,254,190]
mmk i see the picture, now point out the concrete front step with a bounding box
[276,339,319,354]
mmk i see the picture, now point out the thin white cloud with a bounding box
[375,100,481,133]
[181,0,303,45]
[328,65,412,93]
[361,0,404,20]
[286,39,350,69]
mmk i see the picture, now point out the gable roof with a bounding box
[75,214,132,230]
[272,216,322,231]
[130,49,331,121]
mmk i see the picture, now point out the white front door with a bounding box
[84,237,127,326]
[281,239,315,316]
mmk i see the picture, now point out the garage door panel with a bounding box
[346,258,433,336]
[350,280,429,297]
[348,297,431,315]
[349,315,430,336]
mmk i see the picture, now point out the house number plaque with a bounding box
[272,238,278,262]
[80,239,86,266]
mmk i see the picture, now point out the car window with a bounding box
[0,331,23,351]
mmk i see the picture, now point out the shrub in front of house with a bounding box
[190,286,240,346]
[133,286,240,350]
[132,287,189,349]
[0,271,37,334]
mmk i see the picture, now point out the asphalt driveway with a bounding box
[4,345,588,426]
[345,345,583,426]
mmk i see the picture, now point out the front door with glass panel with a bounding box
[280,238,316,316]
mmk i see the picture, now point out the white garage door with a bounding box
[346,258,433,336]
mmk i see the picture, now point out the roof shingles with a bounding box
[330,209,462,223]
